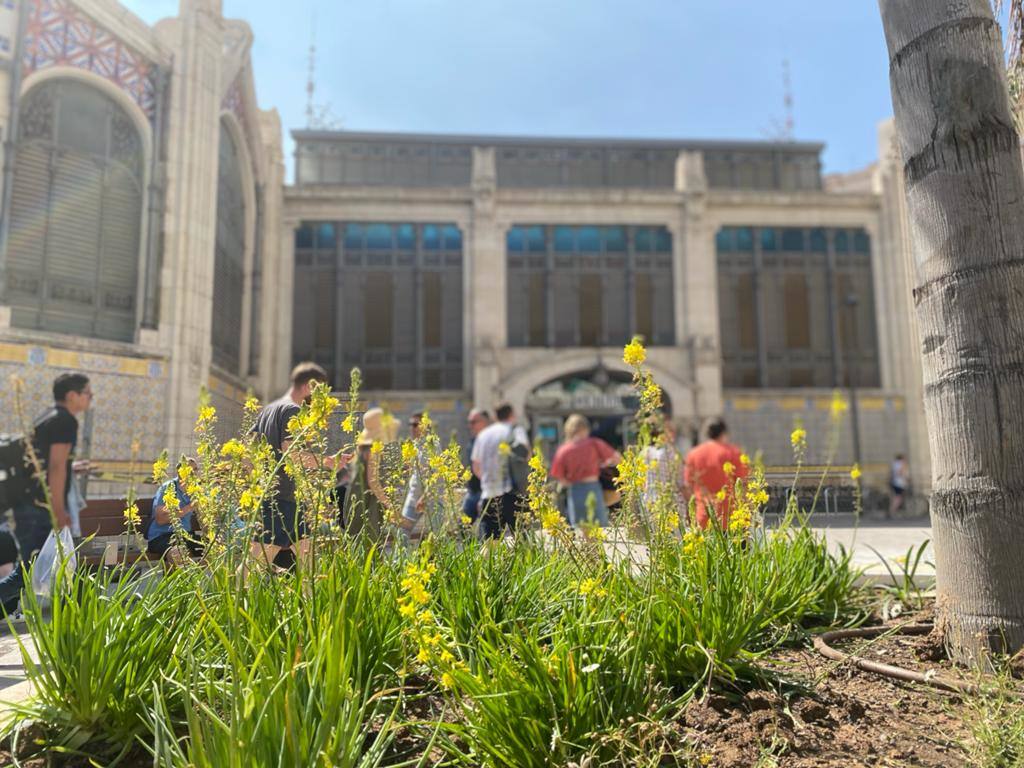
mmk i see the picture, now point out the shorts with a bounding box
[891,485,905,497]
[147,531,204,558]
[259,499,307,548]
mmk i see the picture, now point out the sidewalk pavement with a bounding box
[805,512,933,581]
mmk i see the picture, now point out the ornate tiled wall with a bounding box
[0,341,169,498]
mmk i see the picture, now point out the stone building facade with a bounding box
[0,0,930,497]
[284,129,930,491]
[0,0,285,496]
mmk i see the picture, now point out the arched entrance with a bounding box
[525,365,672,460]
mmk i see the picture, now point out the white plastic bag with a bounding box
[31,527,76,598]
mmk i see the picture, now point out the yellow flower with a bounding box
[850,464,862,481]
[577,578,608,598]
[162,483,180,514]
[198,405,216,423]
[623,337,647,367]
[460,515,472,525]
[220,439,246,460]
[722,461,735,476]
[123,502,141,528]
[341,414,355,433]
[420,412,433,432]
[151,452,169,484]
[790,428,807,449]
[371,440,384,455]
[243,396,260,413]
[401,440,418,464]
[830,391,849,421]
[440,672,456,689]
[740,453,750,466]
[715,488,727,502]
[497,441,511,457]
[416,647,431,664]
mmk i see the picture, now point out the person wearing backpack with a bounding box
[471,402,529,541]
[0,372,92,617]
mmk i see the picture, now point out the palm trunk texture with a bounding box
[880,0,1024,663]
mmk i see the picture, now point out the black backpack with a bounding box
[0,434,34,512]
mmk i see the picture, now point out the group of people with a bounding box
[1,362,913,616]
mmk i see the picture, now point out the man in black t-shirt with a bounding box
[247,363,350,572]
[0,372,93,615]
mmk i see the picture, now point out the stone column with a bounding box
[157,0,225,454]
[271,215,298,395]
[257,108,285,400]
[875,118,931,492]
[676,151,722,421]
[470,146,504,407]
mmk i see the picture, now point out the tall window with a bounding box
[292,222,464,390]
[716,226,880,389]
[6,79,143,342]
[211,121,247,374]
[507,225,674,348]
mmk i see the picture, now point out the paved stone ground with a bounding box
[804,512,934,579]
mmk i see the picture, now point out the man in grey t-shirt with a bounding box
[248,362,350,569]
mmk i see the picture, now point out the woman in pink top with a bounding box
[549,414,621,527]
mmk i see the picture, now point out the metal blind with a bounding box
[211,122,246,374]
[6,80,143,342]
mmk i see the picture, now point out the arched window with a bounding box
[6,79,144,342]
[211,120,246,374]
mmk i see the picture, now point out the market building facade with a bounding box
[0,0,930,495]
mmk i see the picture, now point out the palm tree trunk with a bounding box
[879,0,1024,664]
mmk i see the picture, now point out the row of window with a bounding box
[296,221,463,251]
[716,226,871,254]
[506,224,671,254]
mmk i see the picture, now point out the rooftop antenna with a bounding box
[305,11,316,128]
[782,58,795,141]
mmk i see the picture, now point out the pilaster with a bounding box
[158,4,225,453]
[258,108,285,399]
[675,151,722,419]
[274,216,298,394]
[470,145,504,405]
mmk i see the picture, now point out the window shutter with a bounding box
[6,81,142,343]
[7,143,50,328]
[211,122,247,374]
[45,151,103,336]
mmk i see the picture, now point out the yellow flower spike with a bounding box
[623,337,647,367]
[243,396,260,413]
[151,451,169,484]
[401,440,418,464]
[371,440,384,455]
[198,405,216,423]
[341,414,355,433]
[123,502,141,528]
[162,483,180,514]
[220,439,246,460]
[790,428,807,449]
[850,464,862,481]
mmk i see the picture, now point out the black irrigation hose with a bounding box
[813,623,981,696]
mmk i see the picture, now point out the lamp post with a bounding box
[844,293,864,498]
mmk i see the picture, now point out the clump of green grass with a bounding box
[962,667,1024,768]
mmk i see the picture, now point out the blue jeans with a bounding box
[567,482,608,527]
[0,501,53,613]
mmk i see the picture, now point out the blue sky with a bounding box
[124,1,902,180]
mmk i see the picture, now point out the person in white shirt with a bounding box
[471,402,528,540]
